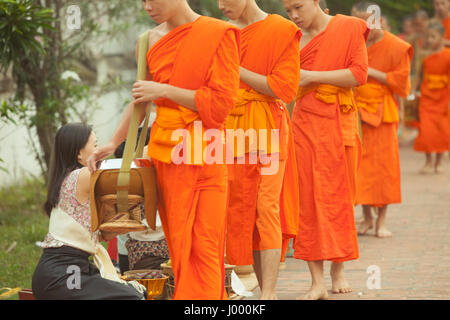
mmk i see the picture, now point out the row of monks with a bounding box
[95,0,450,300]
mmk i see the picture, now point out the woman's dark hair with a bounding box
[44,123,93,216]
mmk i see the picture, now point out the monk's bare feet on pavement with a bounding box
[376,226,393,238]
[357,219,373,235]
[435,165,444,174]
[330,262,352,294]
[419,164,434,174]
[375,206,392,238]
[298,284,328,300]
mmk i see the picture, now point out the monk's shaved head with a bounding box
[415,9,429,20]
[282,0,323,31]
[428,21,446,35]
[352,1,380,12]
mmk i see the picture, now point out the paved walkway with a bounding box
[245,143,450,300]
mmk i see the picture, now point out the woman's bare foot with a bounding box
[260,293,278,300]
[357,219,374,235]
[330,263,352,294]
[297,284,328,300]
[376,226,393,238]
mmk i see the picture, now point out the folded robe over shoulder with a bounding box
[225,14,301,265]
[414,48,450,153]
[355,31,412,207]
[293,15,368,262]
[146,16,240,300]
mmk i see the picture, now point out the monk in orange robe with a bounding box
[414,23,450,173]
[431,0,450,47]
[352,2,413,239]
[87,0,240,300]
[283,0,368,300]
[219,0,301,300]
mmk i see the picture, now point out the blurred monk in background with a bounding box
[431,0,450,47]
[414,23,450,173]
[352,2,413,239]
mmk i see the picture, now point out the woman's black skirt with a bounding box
[32,245,145,300]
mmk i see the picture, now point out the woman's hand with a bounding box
[132,80,166,104]
[299,69,317,87]
[86,142,116,173]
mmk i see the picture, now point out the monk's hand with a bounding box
[86,142,116,173]
[99,230,119,242]
[299,69,316,87]
[132,80,165,104]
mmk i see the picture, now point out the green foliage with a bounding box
[0,177,48,296]
[0,0,54,74]
[0,0,148,178]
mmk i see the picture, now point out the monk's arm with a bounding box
[386,51,413,98]
[240,67,278,98]
[310,23,369,88]
[242,32,301,103]
[86,101,147,172]
[194,29,240,128]
[301,69,360,88]
[160,85,197,111]
[368,68,387,84]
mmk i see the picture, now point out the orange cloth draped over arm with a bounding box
[147,17,240,300]
[226,14,301,266]
[414,49,450,153]
[443,17,450,41]
[355,31,412,207]
[293,15,368,262]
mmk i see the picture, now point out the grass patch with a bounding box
[0,177,48,299]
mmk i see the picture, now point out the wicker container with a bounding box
[123,269,168,300]
[160,263,235,299]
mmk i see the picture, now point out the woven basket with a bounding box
[160,263,235,299]
[98,194,147,233]
[123,269,168,300]
[90,165,158,234]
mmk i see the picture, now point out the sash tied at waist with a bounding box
[296,84,357,113]
[424,73,449,90]
[354,82,399,124]
[226,89,282,157]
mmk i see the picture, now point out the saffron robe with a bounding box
[293,15,368,262]
[225,14,301,265]
[414,48,450,153]
[355,31,412,207]
[147,16,240,300]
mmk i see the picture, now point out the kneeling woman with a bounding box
[32,123,146,300]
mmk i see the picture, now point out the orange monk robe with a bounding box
[414,49,450,153]
[293,15,368,262]
[225,14,301,266]
[147,17,240,300]
[443,17,450,41]
[355,31,412,207]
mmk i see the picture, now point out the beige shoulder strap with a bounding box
[116,30,152,213]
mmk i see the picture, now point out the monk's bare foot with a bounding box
[297,285,328,300]
[419,164,433,174]
[357,219,373,235]
[435,166,444,174]
[376,226,392,238]
[330,263,352,294]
